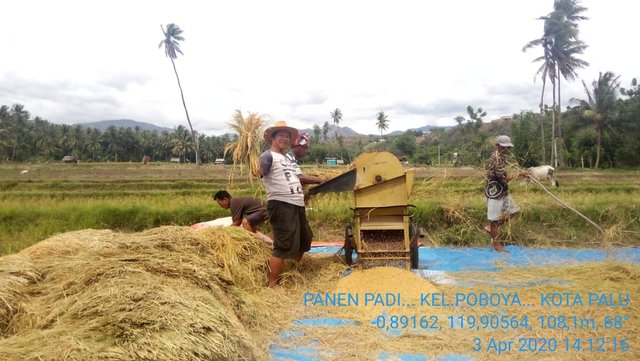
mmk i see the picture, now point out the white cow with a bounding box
[528,165,559,187]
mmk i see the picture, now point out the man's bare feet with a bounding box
[492,240,509,253]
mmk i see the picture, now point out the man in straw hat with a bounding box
[259,120,313,288]
[483,135,529,253]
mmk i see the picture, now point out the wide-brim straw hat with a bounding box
[263,120,298,144]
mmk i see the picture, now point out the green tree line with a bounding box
[0,104,231,164]
[2,75,639,168]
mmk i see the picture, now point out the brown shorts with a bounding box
[267,200,313,259]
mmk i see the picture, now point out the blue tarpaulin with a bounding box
[271,246,640,360]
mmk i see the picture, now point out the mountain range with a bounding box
[74,119,174,133]
[75,119,448,137]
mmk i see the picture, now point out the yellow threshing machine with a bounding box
[310,151,424,269]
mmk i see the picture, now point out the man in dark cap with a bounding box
[483,135,529,253]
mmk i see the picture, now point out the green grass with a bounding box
[1,163,639,256]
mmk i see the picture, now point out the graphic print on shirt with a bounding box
[280,158,302,195]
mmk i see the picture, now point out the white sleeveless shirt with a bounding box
[260,150,304,206]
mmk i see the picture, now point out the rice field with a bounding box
[0,162,639,360]
[1,162,638,256]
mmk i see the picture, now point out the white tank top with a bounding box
[260,150,304,206]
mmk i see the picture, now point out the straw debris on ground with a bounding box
[1,226,638,361]
[0,226,284,360]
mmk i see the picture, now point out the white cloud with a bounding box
[2,0,638,136]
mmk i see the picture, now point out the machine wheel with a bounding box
[344,224,354,265]
[409,223,419,269]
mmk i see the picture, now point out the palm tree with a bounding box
[33,118,53,158]
[523,36,553,163]
[547,1,589,167]
[322,121,330,143]
[573,71,620,168]
[330,108,342,140]
[159,23,201,165]
[85,128,103,162]
[171,125,194,162]
[312,124,321,143]
[375,111,390,136]
[523,0,589,167]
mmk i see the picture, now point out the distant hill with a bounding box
[74,119,174,133]
[299,124,368,138]
[75,119,450,137]
[299,124,452,137]
[387,125,452,136]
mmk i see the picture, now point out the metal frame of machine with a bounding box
[310,151,424,269]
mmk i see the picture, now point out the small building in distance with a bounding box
[325,157,344,166]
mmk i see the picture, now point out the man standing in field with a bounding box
[259,121,313,288]
[483,135,529,253]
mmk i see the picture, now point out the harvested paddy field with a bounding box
[0,162,638,359]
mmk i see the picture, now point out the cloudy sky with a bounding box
[1,0,637,136]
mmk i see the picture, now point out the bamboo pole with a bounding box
[526,173,605,234]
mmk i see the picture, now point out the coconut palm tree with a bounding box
[312,124,321,143]
[522,36,553,163]
[159,23,201,165]
[330,108,342,140]
[547,1,589,166]
[523,0,589,167]
[322,121,330,143]
[375,111,390,136]
[573,71,620,168]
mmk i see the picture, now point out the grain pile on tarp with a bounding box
[0,226,276,361]
[275,262,640,360]
[332,266,440,321]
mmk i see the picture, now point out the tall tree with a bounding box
[375,111,390,136]
[159,23,201,165]
[330,108,342,140]
[523,0,589,167]
[548,1,589,167]
[522,36,553,163]
[322,121,330,143]
[312,124,321,143]
[573,71,621,168]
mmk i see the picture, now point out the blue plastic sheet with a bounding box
[272,245,640,360]
[310,245,640,273]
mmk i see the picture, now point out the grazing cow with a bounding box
[528,165,559,187]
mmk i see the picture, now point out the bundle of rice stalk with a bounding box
[0,226,278,360]
[224,110,268,185]
[0,255,40,335]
